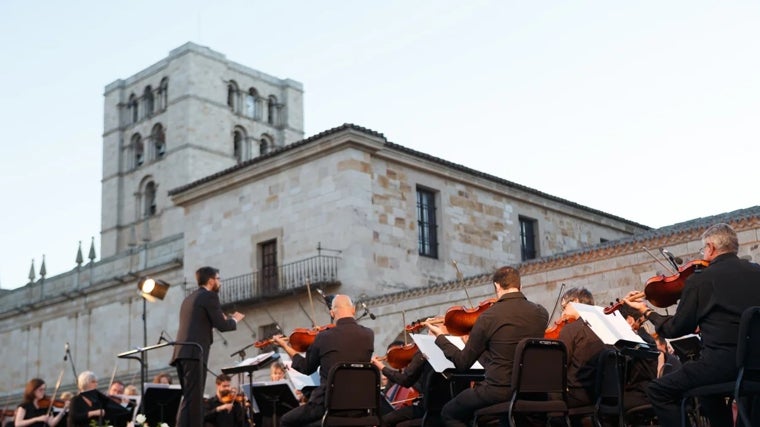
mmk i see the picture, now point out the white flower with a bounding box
[135,414,147,425]
[158,423,169,427]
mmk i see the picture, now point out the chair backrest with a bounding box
[737,306,760,372]
[324,361,381,412]
[594,349,623,416]
[511,338,567,396]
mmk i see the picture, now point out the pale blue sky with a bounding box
[1,1,759,289]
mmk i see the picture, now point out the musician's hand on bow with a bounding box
[623,291,649,314]
[272,334,287,348]
[371,356,385,370]
[425,321,444,337]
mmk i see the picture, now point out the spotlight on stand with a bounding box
[138,277,170,302]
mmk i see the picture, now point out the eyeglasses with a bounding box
[699,243,709,256]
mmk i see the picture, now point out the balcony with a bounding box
[218,255,340,307]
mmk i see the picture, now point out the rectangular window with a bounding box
[519,216,537,261]
[259,240,278,294]
[417,187,438,258]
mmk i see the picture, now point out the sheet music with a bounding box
[283,360,319,390]
[411,334,483,373]
[236,351,276,367]
[571,302,646,345]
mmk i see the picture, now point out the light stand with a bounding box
[137,277,170,382]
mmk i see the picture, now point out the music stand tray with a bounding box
[142,384,182,427]
[244,381,299,425]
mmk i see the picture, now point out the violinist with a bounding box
[625,223,760,427]
[372,340,431,427]
[554,288,606,412]
[68,371,130,427]
[272,294,374,427]
[614,305,658,412]
[426,266,548,427]
[203,375,246,427]
[14,379,68,427]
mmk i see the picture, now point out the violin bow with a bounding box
[642,246,677,275]
[107,359,118,394]
[304,278,318,329]
[451,260,474,308]
[547,282,566,328]
[401,311,408,345]
[46,366,65,419]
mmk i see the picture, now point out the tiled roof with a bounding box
[168,124,650,229]
[363,205,760,305]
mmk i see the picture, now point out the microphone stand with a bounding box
[230,343,255,359]
[64,346,78,380]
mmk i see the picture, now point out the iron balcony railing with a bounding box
[218,255,340,306]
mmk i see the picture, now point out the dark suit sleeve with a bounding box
[648,278,700,338]
[290,335,322,376]
[435,315,488,370]
[382,352,426,387]
[202,291,237,332]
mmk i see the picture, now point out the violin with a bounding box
[255,324,336,352]
[38,397,66,409]
[443,298,496,336]
[380,343,419,370]
[643,259,709,308]
[404,316,443,334]
[1,409,15,417]
[219,391,245,404]
[544,314,578,339]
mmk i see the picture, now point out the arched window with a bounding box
[144,86,154,116]
[152,124,166,159]
[245,88,258,119]
[260,134,273,156]
[227,81,239,111]
[158,77,169,110]
[132,133,144,168]
[128,94,138,124]
[143,181,157,217]
[267,96,278,125]
[233,127,247,164]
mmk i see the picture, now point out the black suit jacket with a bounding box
[649,253,760,366]
[435,291,548,387]
[290,317,374,405]
[171,287,237,365]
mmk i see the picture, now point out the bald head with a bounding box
[330,294,355,319]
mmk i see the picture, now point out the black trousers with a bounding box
[175,358,206,427]
[646,352,735,427]
[441,384,510,427]
[279,401,323,427]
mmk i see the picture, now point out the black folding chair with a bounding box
[472,338,570,427]
[322,362,383,426]
[680,306,760,427]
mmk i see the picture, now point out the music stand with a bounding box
[142,385,182,427]
[244,381,299,427]
[221,352,279,426]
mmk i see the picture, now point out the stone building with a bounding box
[2,42,755,401]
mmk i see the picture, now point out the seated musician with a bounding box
[152,372,172,385]
[615,305,658,411]
[426,266,548,427]
[555,288,606,411]
[372,340,430,427]
[68,371,130,427]
[272,294,374,427]
[203,374,246,427]
[624,223,760,427]
[15,378,69,427]
[652,333,681,377]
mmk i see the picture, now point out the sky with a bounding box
[1,1,759,289]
